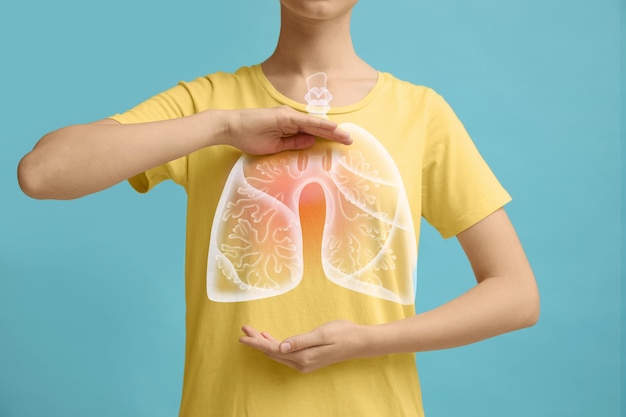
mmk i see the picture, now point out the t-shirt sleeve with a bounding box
[108,82,201,192]
[421,91,512,238]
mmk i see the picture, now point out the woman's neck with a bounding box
[262,5,378,107]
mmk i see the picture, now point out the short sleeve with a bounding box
[108,81,204,192]
[421,92,512,238]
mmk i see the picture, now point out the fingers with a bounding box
[240,325,280,354]
[278,133,317,151]
[240,325,325,354]
[239,323,344,373]
[240,325,313,353]
[318,126,352,145]
[260,331,280,343]
[279,128,350,152]
[278,107,352,145]
[224,106,352,155]
[299,123,352,145]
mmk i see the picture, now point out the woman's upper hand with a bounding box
[216,105,351,155]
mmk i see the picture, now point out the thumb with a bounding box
[279,341,293,353]
[279,134,316,151]
[280,331,319,353]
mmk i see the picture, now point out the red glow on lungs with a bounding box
[206,123,417,305]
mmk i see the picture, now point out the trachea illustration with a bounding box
[304,72,332,117]
[206,74,417,304]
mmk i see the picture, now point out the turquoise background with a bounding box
[0,1,621,416]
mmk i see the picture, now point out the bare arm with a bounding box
[17,107,351,200]
[368,208,539,353]
[240,208,540,372]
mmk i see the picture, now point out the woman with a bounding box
[18,1,539,415]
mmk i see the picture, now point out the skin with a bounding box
[17,108,350,199]
[240,208,539,373]
[239,0,540,372]
[17,0,539,373]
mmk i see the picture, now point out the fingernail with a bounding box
[280,342,291,353]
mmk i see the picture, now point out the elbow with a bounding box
[18,127,90,200]
[521,299,540,329]
[493,272,540,331]
[17,148,70,200]
[17,153,48,199]
[518,281,540,329]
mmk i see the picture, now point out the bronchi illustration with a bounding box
[206,73,417,304]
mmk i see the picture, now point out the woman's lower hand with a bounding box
[239,320,369,373]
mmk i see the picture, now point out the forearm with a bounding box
[367,274,539,355]
[366,208,541,355]
[239,277,539,373]
[240,210,539,373]
[18,110,226,200]
[18,106,349,200]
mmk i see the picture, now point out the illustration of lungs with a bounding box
[206,122,417,304]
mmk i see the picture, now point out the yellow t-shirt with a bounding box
[110,65,511,417]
